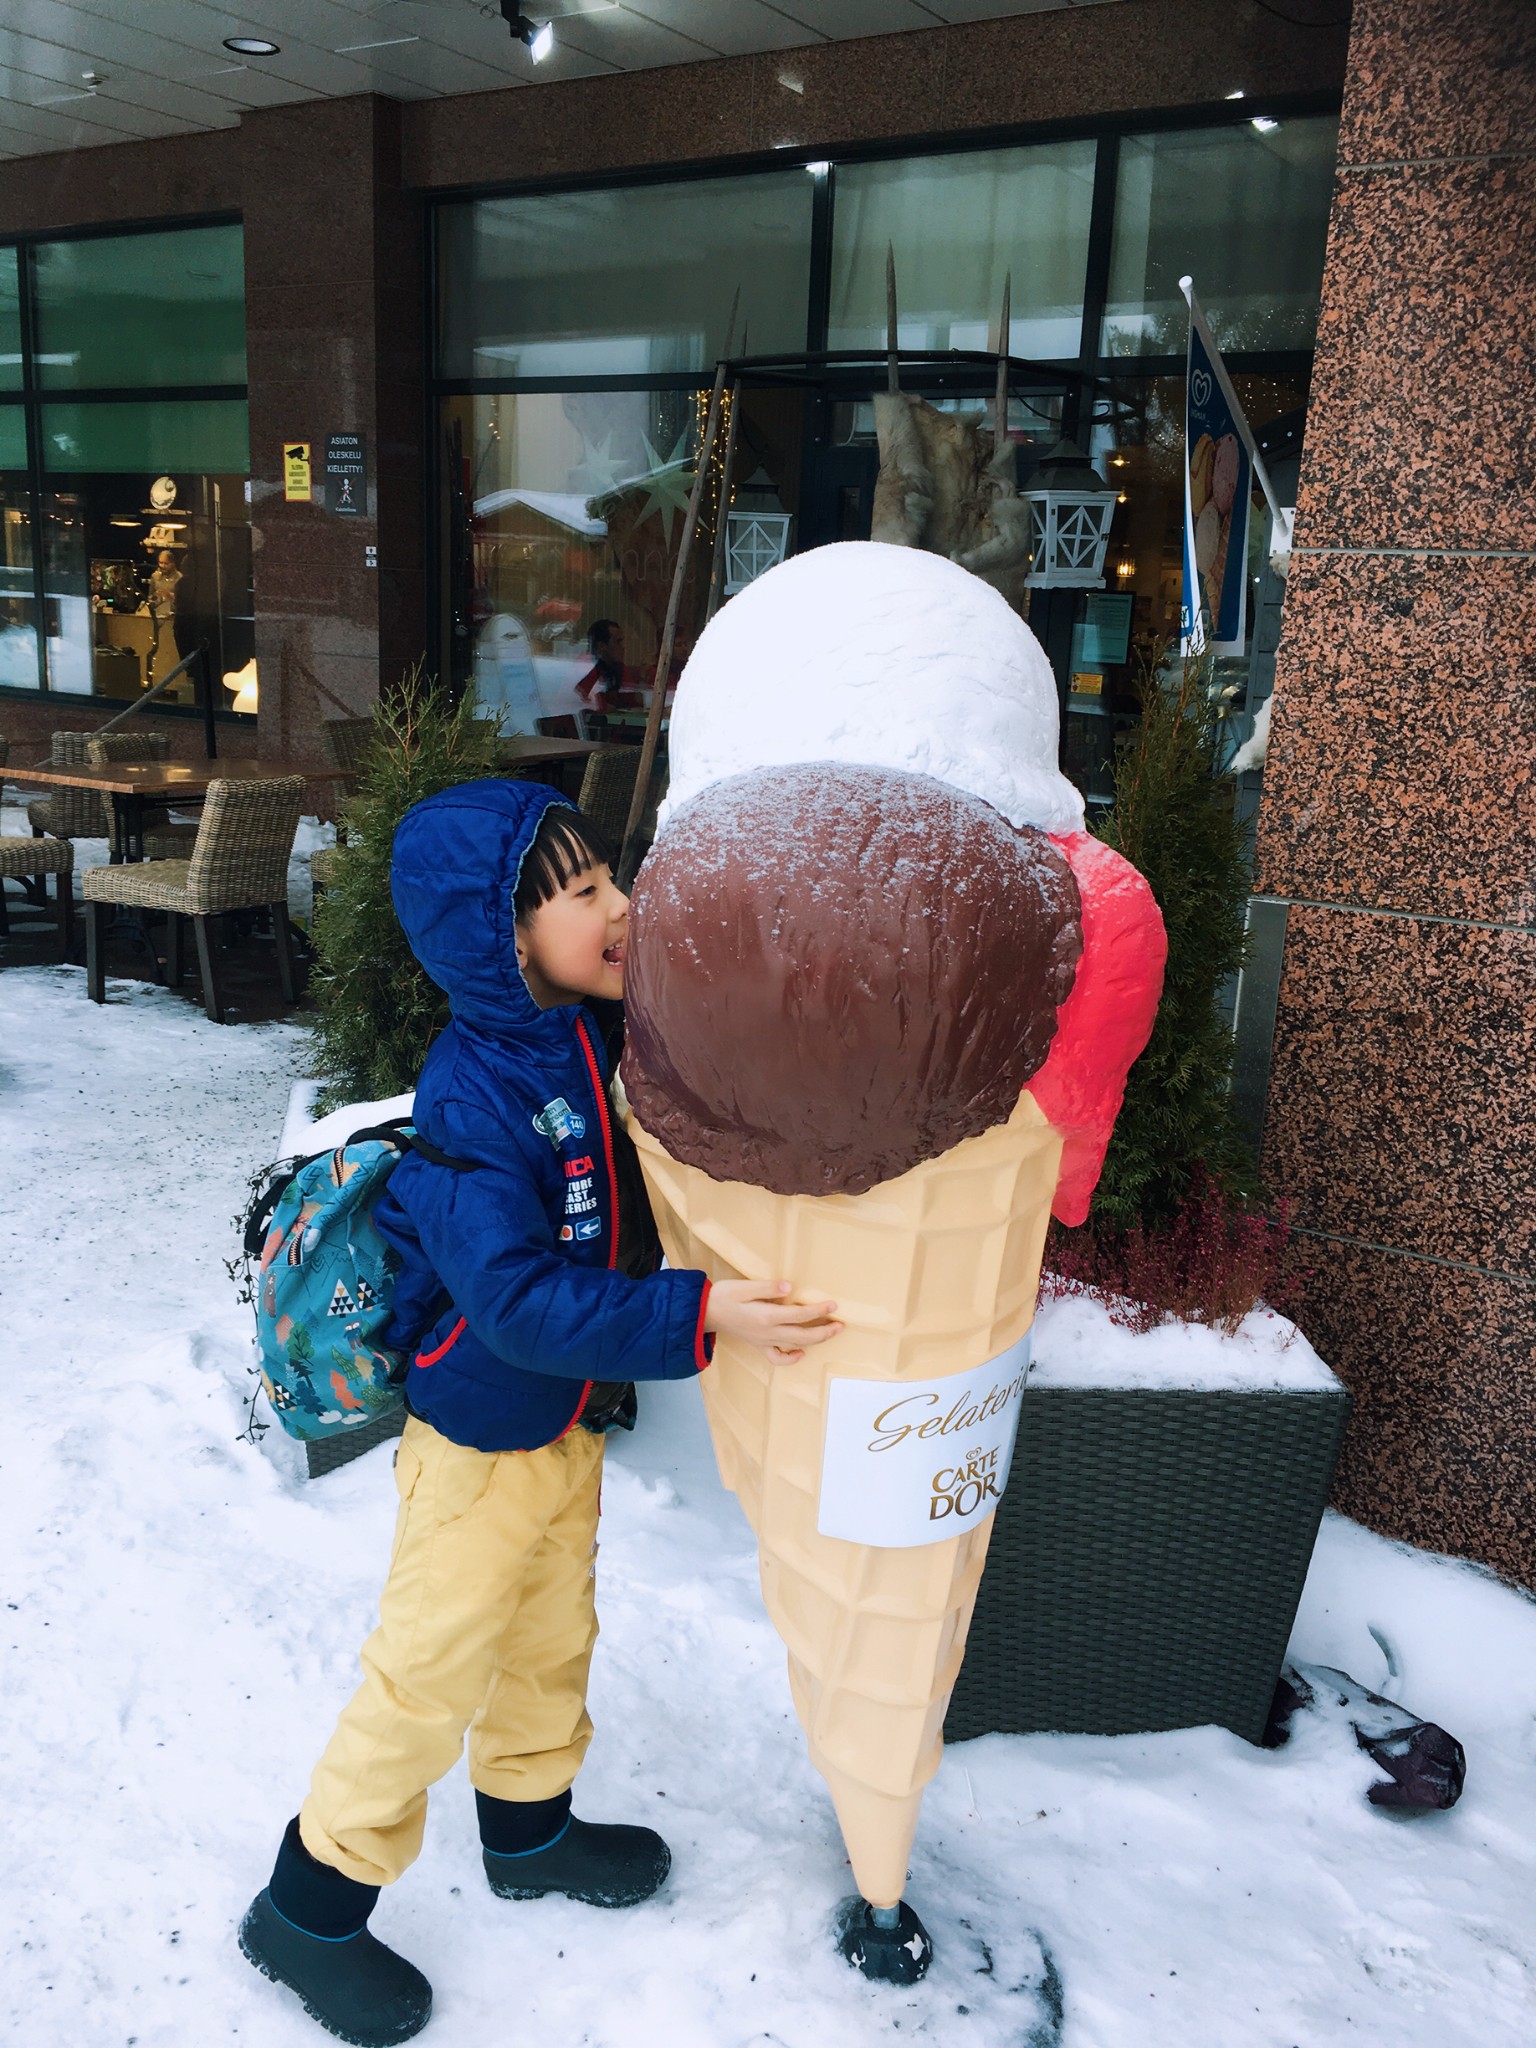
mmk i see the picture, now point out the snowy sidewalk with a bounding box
[2,964,1534,2047]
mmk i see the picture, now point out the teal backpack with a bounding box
[243,1121,476,1444]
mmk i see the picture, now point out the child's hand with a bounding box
[704,1279,842,1365]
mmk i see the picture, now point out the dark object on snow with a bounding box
[1265,1663,1467,1812]
[240,1818,431,2045]
[482,1810,671,1907]
[948,1383,1349,1745]
[835,1896,934,1983]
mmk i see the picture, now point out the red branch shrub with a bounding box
[1041,1178,1300,1337]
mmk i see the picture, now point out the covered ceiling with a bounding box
[0,0,1120,161]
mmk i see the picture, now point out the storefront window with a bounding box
[32,223,246,390]
[1052,370,1309,804]
[0,225,252,706]
[1102,116,1337,356]
[443,384,806,731]
[43,465,252,702]
[1,248,22,393]
[829,141,1098,360]
[439,171,814,380]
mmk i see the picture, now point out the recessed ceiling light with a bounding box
[1251,115,1279,133]
[223,37,280,57]
[1225,89,1246,100]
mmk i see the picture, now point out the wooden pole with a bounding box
[886,243,899,394]
[617,290,739,884]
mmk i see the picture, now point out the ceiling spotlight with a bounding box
[500,4,555,61]
[1251,114,1279,133]
[223,37,280,57]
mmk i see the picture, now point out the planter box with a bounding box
[948,1350,1350,1747]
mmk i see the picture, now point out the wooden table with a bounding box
[492,733,606,794]
[493,735,605,766]
[3,756,351,861]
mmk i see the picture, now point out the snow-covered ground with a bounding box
[3,963,1535,2047]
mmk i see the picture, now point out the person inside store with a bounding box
[575,618,640,710]
[147,547,182,681]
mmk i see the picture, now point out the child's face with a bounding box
[516,861,629,1009]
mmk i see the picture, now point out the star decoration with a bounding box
[569,432,626,499]
[635,431,695,547]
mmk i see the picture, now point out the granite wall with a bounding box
[1255,0,1536,1581]
[238,97,425,772]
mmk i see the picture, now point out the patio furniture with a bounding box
[82,775,305,1023]
[26,732,101,843]
[85,734,199,861]
[3,756,349,863]
[308,716,376,906]
[310,841,345,897]
[0,834,73,961]
[576,745,642,850]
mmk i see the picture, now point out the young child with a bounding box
[240,777,840,2046]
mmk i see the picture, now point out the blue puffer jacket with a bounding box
[373,777,712,1453]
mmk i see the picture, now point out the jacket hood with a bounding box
[391,777,576,1039]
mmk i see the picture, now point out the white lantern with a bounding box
[1021,440,1116,590]
[724,511,792,594]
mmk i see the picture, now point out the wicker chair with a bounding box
[82,776,304,1023]
[85,733,200,862]
[27,731,101,842]
[310,717,376,906]
[0,834,73,960]
[310,841,345,896]
[576,745,642,852]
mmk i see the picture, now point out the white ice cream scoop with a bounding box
[660,541,1086,837]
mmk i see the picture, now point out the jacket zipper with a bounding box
[575,1014,620,1273]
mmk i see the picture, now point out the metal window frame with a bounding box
[423,95,1336,690]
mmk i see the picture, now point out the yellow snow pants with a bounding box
[299,1413,605,1888]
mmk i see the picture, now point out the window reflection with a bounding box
[829,142,1098,361]
[444,387,805,735]
[1103,118,1337,355]
[439,172,813,380]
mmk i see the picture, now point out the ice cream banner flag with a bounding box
[1182,301,1253,656]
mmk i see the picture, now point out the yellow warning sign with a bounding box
[283,442,312,502]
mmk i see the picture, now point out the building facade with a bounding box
[1,0,1532,1581]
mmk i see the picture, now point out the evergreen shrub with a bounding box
[309,674,499,1105]
[1045,646,1294,1327]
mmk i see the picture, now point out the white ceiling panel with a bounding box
[0,0,1102,159]
[917,0,1073,20]
[767,1,945,35]
[0,94,149,153]
[621,0,812,57]
[549,10,721,69]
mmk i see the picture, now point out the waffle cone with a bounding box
[623,1089,1062,1907]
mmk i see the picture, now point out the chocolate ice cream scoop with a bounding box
[621,763,1082,1196]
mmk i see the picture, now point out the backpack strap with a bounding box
[344,1120,483,1173]
[241,1120,481,1258]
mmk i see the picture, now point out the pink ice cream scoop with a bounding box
[1029,832,1167,1226]
[1211,433,1242,519]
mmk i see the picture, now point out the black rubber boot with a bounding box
[834,1896,935,1983]
[238,1818,432,2046]
[477,1790,670,1908]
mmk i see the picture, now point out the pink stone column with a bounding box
[1254,0,1536,1581]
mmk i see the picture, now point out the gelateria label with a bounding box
[816,1334,1031,1549]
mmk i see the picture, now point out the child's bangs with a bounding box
[514,805,613,921]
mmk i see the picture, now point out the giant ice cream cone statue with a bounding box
[620,543,1166,1976]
